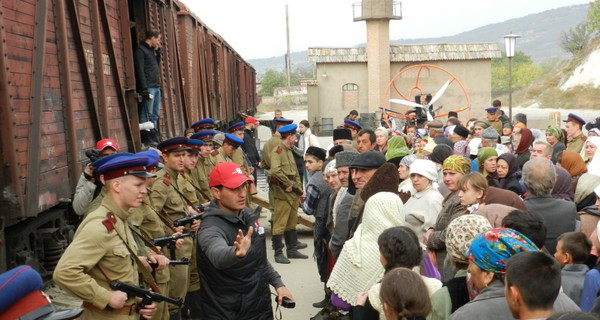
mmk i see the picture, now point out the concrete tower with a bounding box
[354,0,401,112]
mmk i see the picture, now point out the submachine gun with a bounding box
[149,233,193,260]
[109,280,183,310]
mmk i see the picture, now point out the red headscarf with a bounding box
[515,128,534,154]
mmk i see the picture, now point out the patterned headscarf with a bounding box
[400,155,418,168]
[453,140,471,157]
[385,136,410,161]
[467,228,538,274]
[446,215,492,264]
[545,125,564,143]
[442,155,472,175]
[324,160,337,174]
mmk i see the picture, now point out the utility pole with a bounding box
[285,5,291,87]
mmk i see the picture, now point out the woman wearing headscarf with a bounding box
[385,136,410,165]
[327,192,405,310]
[374,127,390,154]
[404,159,444,246]
[449,228,579,319]
[477,147,499,187]
[514,128,534,169]
[397,155,418,202]
[582,137,600,177]
[558,150,588,194]
[425,155,472,279]
[546,125,566,164]
[495,153,523,196]
[428,215,492,320]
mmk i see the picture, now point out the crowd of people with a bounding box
[300,102,600,320]
[6,96,599,320]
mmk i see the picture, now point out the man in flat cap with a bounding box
[564,113,587,153]
[151,137,200,317]
[329,151,358,259]
[269,124,308,264]
[55,154,158,319]
[481,126,509,156]
[427,120,454,148]
[347,151,386,238]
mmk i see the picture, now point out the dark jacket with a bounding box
[242,128,260,167]
[524,194,577,255]
[134,42,161,91]
[196,201,284,319]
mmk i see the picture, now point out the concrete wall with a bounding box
[308,59,494,130]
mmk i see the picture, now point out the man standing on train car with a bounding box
[135,30,162,145]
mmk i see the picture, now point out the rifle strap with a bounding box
[128,225,161,255]
[142,199,177,233]
[171,175,196,207]
[113,226,161,294]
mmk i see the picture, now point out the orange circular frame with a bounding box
[381,64,472,120]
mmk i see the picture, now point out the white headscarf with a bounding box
[327,192,405,305]
[583,137,600,176]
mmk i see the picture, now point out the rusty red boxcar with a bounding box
[0,0,257,273]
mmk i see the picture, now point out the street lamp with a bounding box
[504,33,520,121]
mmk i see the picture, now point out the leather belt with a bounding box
[82,301,138,315]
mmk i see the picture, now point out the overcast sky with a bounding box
[180,0,591,60]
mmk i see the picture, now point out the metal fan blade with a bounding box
[426,111,434,122]
[428,80,450,106]
[389,99,423,108]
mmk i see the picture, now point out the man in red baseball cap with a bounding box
[195,162,294,319]
[95,138,119,156]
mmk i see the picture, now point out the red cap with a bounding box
[209,162,252,189]
[95,139,119,152]
[245,116,259,125]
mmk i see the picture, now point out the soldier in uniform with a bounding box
[343,119,362,150]
[185,138,211,204]
[191,130,215,201]
[564,113,587,153]
[209,133,244,167]
[190,118,215,132]
[128,150,173,320]
[484,106,503,135]
[53,154,158,320]
[151,137,200,318]
[269,124,309,264]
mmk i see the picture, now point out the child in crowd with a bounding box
[554,231,592,305]
[580,221,600,312]
[379,268,432,320]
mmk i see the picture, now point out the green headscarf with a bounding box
[385,136,410,161]
[477,147,498,165]
[545,125,564,142]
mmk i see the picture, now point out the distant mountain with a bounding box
[249,4,589,76]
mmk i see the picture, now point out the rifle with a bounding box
[149,233,193,260]
[173,212,205,227]
[269,177,303,196]
[109,280,183,310]
[147,257,190,271]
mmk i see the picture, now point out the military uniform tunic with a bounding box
[150,166,193,311]
[53,197,139,320]
[269,140,302,235]
[567,134,586,153]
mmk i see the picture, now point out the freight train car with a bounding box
[0,0,257,273]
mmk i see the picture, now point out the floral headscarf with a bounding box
[385,136,410,161]
[467,228,538,274]
[453,140,471,157]
[446,215,492,264]
[442,155,472,175]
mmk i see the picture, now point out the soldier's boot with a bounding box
[284,230,308,259]
[272,235,290,264]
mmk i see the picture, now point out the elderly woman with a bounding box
[546,125,566,164]
[428,215,492,320]
[496,153,523,196]
[327,192,405,311]
[397,155,418,201]
[424,155,472,278]
[449,228,579,319]
[404,159,444,245]
[514,128,534,169]
[374,127,390,153]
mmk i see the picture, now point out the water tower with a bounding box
[353,0,401,113]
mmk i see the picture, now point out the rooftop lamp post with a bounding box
[504,33,520,121]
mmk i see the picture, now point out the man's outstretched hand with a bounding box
[234,226,254,258]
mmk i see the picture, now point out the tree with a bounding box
[258,69,286,96]
[560,23,593,54]
[491,51,542,93]
[587,0,600,36]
